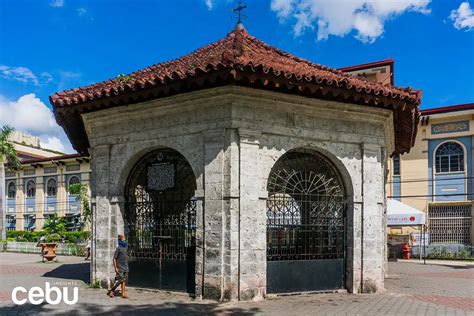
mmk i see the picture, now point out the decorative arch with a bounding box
[434,140,466,173]
[7,181,16,199]
[46,178,57,197]
[68,175,81,188]
[123,147,197,293]
[266,148,347,293]
[26,180,35,198]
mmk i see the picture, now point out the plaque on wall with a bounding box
[431,121,469,134]
[147,163,175,191]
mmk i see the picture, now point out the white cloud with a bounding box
[0,94,74,153]
[270,0,431,43]
[450,2,474,30]
[0,65,53,86]
[271,0,296,20]
[77,8,87,16]
[205,0,213,10]
[49,0,64,8]
[0,65,38,85]
[40,136,65,153]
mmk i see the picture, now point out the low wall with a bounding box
[0,241,86,256]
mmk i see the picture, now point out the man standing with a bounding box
[107,235,129,298]
[85,238,91,261]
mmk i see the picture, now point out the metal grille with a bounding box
[435,141,465,173]
[267,149,345,261]
[125,149,197,261]
[428,204,472,244]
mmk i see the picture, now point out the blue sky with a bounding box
[0,0,473,153]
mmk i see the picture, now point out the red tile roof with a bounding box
[338,58,394,73]
[51,25,421,155]
[421,103,474,116]
[21,153,85,165]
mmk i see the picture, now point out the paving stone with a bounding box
[0,253,472,315]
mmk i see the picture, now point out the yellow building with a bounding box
[340,59,473,248]
[5,154,91,231]
[387,103,474,246]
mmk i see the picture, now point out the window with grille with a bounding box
[428,204,471,245]
[7,182,16,199]
[46,178,57,197]
[26,180,36,198]
[435,142,465,173]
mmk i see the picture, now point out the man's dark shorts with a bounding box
[115,271,128,283]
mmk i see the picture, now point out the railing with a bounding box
[0,241,87,256]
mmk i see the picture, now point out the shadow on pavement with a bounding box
[0,301,261,315]
[42,262,90,283]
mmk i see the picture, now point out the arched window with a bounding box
[26,180,36,198]
[435,142,465,173]
[68,176,80,194]
[46,178,57,197]
[7,182,16,199]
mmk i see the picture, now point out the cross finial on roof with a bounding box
[232,1,247,24]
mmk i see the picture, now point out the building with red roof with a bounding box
[49,23,421,300]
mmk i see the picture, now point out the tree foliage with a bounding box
[42,213,67,236]
[69,183,92,228]
[0,125,20,168]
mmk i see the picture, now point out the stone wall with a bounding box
[83,86,393,299]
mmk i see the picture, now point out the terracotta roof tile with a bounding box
[51,25,421,155]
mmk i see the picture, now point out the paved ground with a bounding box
[0,252,473,315]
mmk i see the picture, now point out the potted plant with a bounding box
[41,213,67,262]
[42,233,61,261]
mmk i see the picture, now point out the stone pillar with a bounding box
[222,128,240,300]
[194,188,205,298]
[238,129,266,300]
[90,145,114,288]
[202,130,226,300]
[361,143,384,292]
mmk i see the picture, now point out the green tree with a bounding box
[42,213,67,236]
[69,183,92,229]
[0,125,21,240]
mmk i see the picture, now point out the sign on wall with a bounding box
[431,121,470,134]
[147,163,175,191]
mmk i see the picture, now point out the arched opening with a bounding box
[68,176,80,190]
[434,141,465,174]
[26,180,36,198]
[124,148,197,293]
[266,148,346,293]
[46,178,57,197]
[7,181,16,199]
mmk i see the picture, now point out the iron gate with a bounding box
[125,149,196,293]
[266,149,346,293]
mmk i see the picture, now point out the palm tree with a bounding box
[0,125,20,240]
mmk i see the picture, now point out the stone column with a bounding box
[90,145,113,288]
[194,188,205,298]
[202,130,226,300]
[222,128,240,300]
[361,143,384,292]
[238,129,266,300]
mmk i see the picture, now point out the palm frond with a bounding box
[0,125,20,168]
[0,125,15,142]
[5,143,21,169]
